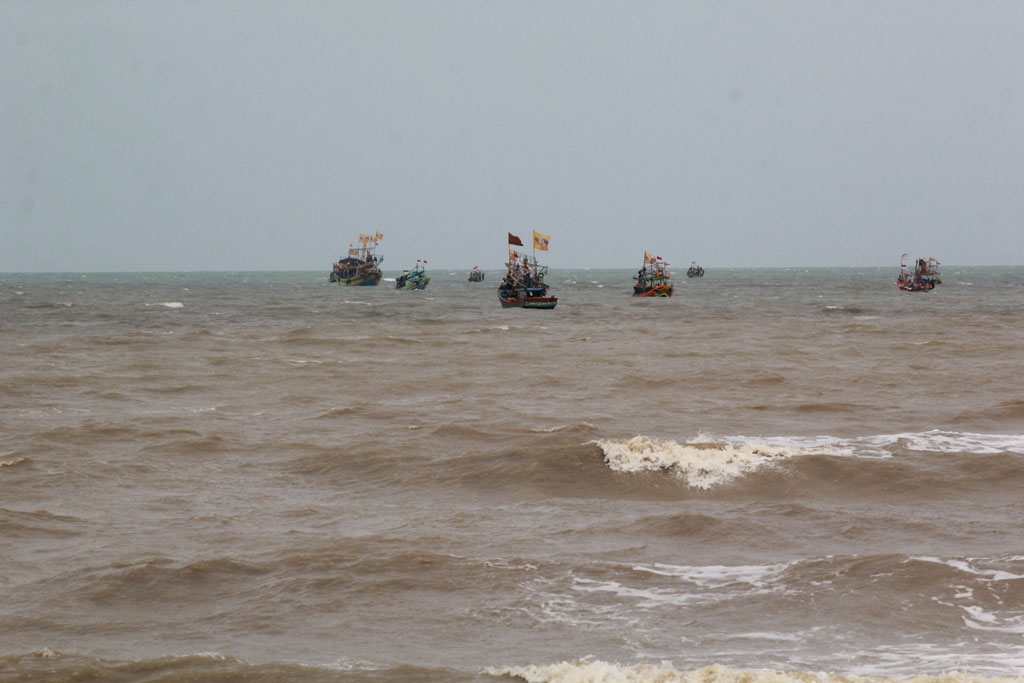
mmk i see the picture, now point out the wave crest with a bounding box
[487,660,1021,683]
[594,436,806,489]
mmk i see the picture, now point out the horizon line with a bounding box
[2,263,1021,275]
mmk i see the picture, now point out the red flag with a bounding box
[508,232,524,246]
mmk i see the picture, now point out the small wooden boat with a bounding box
[499,231,558,309]
[330,233,383,286]
[633,252,674,297]
[897,254,940,292]
[396,261,430,290]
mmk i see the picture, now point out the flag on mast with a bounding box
[533,231,550,251]
[508,232,524,247]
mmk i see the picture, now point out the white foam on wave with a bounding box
[594,436,811,489]
[144,302,184,308]
[912,556,1024,640]
[593,430,1024,489]
[592,431,1024,488]
[909,431,1024,454]
[717,430,1024,458]
[568,562,787,609]
[912,556,1024,583]
[633,561,789,589]
[484,660,1020,682]
[862,431,1024,455]
[532,422,596,433]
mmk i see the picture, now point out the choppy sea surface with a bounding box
[2,267,1023,682]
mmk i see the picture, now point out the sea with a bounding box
[2,267,1023,682]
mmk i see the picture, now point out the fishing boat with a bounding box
[396,260,430,290]
[468,266,485,282]
[897,253,941,292]
[330,232,383,286]
[633,252,674,297]
[499,231,558,309]
[687,261,705,278]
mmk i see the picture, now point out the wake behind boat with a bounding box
[330,232,383,286]
[633,252,674,297]
[499,231,558,309]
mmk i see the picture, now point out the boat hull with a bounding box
[498,291,558,309]
[897,281,935,292]
[396,274,429,290]
[330,271,382,286]
[633,284,674,297]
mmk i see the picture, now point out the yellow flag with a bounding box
[359,234,369,244]
[644,251,656,264]
[375,231,383,241]
[533,230,550,251]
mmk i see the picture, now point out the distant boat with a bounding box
[396,260,430,290]
[686,261,704,278]
[330,233,383,286]
[499,231,558,309]
[633,252,674,297]
[468,266,485,282]
[897,253,940,292]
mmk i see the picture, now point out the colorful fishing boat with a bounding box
[330,232,383,286]
[633,252,674,297]
[396,260,430,290]
[686,261,705,278]
[499,231,558,309]
[897,253,941,292]
[468,266,485,282]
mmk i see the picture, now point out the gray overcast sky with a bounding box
[2,0,1022,271]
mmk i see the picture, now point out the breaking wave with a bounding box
[487,661,1023,682]
[593,436,814,489]
[592,431,1024,489]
